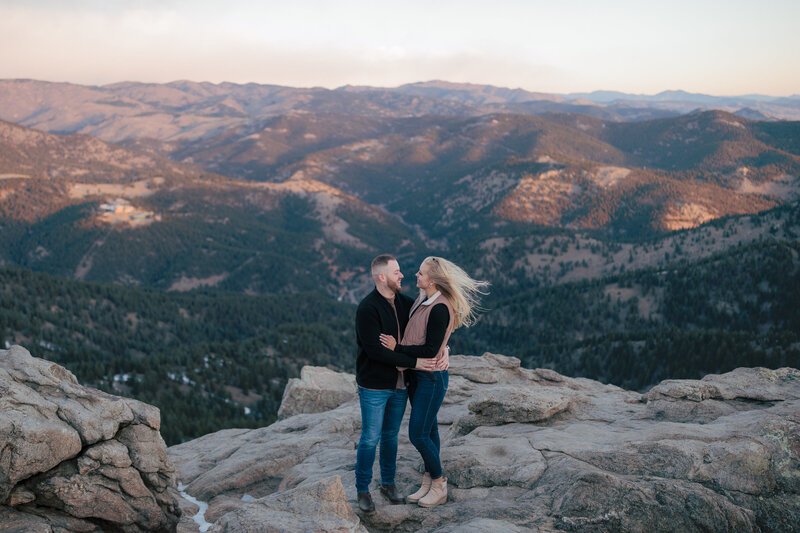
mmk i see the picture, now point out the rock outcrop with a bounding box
[0,345,180,532]
[276,365,356,419]
[210,476,367,533]
[170,352,800,532]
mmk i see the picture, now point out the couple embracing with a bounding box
[354,254,487,513]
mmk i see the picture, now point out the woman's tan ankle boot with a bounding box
[418,477,447,508]
[406,472,432,504]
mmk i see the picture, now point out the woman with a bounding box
[379,256,488,508]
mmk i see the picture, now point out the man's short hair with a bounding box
[371,254,397,280]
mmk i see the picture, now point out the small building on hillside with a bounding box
[99,198,135,214]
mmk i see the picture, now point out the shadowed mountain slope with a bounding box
[0,120,418,296]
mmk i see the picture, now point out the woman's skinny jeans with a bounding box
[408,370,448,480]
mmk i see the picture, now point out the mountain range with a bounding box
[3,80,798,140]
[1,79,798,299]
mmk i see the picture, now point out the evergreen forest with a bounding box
[3,207,799,444]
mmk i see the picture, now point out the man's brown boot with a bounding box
[357,491,375,513]
[380,484,404,504]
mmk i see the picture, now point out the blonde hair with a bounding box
[423,257,489,329]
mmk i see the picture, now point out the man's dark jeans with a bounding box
[355,386,408,493]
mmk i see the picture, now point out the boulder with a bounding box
[645,366,800,423]
[0,345,180,532]
[450,385,576,435]
[209,476,367,533]
[444,352,531,384]
[169,405,360,504]
[276,365,357,419]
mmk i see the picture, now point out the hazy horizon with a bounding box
[2,76,798,100]
[1,0,799,97]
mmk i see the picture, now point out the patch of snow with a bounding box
[739,174,800,200]
[590,166,631,188]
[30,246,50,260]
[718,119,745,128]
[168,273,228,292]
[347,139,383,151]
[38,340,57,351]
[178,483,212,532]
[167,372,196,385]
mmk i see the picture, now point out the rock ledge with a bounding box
[170,354,800,532]
[0,345,180,532]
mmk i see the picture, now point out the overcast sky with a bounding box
[1,0,798,96]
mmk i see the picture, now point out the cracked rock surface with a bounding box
[170,352,800,532]
[0,345,180,532]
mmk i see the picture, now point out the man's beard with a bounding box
[388,279,402,293]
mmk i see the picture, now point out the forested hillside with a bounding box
[0,267,355,444]
[2,106,799,303]
[3,205,798,445]
[459,237,800,390]
[0,119,420,300]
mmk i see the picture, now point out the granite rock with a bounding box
[277,365,357,419]
[170,353,800,532]
[0,345,180,532]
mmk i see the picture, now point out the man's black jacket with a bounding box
[355,288,417,389]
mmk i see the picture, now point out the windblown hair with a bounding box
[371,254,397,280]
[423,257,489,329]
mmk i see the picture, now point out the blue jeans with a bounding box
[408,370,448,480]
[355,386,408,493]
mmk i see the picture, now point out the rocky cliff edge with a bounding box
[169,353,800,533]
[2,346,798,532]
[0,345,180,532]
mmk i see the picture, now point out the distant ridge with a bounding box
[3,79,798,144]
[567,89,782,104]
[389,79,565,104]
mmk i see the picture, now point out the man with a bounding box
[354,254,434,513]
